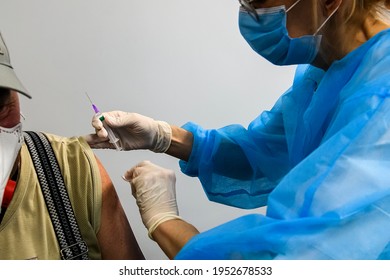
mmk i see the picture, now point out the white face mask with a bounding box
[0,122,23,211]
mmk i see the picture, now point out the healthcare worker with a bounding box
[86,0,390,259]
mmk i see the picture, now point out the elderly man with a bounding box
[0,31,144,260]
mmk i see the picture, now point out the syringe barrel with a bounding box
[96,113,122,151]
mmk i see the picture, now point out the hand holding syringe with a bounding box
[85,92,122,151]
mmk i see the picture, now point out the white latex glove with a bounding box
[123,160,182,239]
[84,111,172,153]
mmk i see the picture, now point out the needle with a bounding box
[85,92,122,151]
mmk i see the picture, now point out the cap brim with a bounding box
[0,64,31,98]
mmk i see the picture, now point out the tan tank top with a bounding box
[0,133,102,259]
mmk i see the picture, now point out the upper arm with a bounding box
[95,156,144,259]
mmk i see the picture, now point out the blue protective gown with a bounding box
[175,29,390,260]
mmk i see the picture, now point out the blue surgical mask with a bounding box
[238,3,337,65]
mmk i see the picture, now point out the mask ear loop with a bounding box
[286,0,303,13]
[314,2,342,35]
[20,112,26,122]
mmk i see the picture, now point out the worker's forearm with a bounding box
[165,126,194,161]
[151,219,199,259]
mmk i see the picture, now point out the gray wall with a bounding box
[0,0,295,259]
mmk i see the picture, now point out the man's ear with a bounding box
[324,0,342,16]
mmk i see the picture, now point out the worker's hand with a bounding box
[84,111,172,153]
[123,161,181,239]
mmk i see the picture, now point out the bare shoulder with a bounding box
[94,155,145,259]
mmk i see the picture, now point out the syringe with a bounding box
[85,92,122,151]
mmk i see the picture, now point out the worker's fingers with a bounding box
[83,134,112,149]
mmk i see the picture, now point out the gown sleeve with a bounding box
[179,96,291,209]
